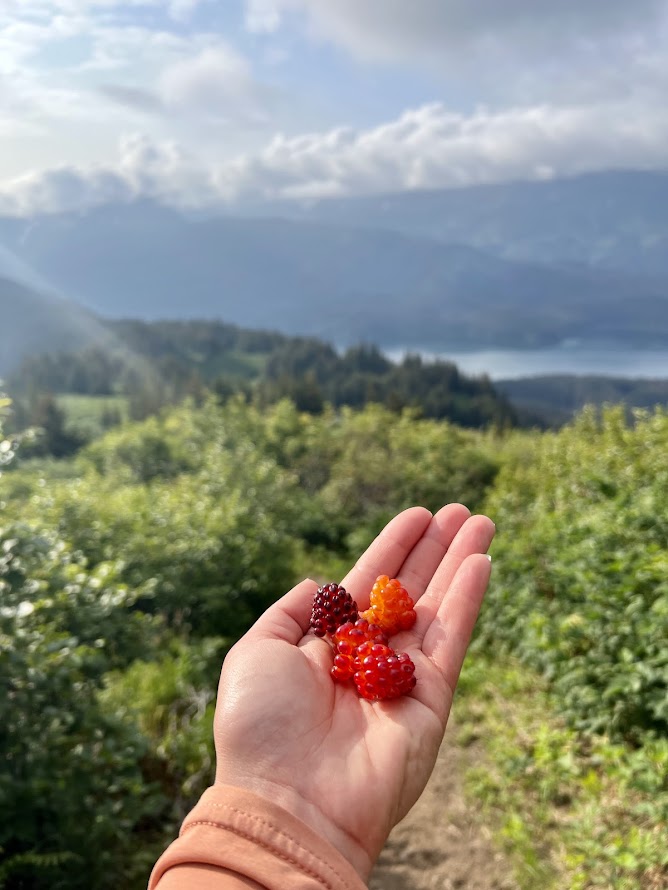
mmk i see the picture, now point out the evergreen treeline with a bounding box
[6,320,518,452]
[256,340,514,427]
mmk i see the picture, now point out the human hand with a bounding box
[213,505,495,880]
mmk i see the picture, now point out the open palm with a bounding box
[213,504,495,881]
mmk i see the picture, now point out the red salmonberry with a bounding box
[352,642,416,701]
[310,582,358,638]
[330,619,388,683]
[360,575,416,635]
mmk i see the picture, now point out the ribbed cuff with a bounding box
[148,784,367,890]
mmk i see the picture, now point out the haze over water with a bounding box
[387,344,668,381]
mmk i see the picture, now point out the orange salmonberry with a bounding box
[360,575,416,635]
[310,577,417,701]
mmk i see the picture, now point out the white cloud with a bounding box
[245,0,281,34]
[259,0,668,62]
[211,101,668,203]
[2,1,668,215]
[3,98,668,216]
[167,0,205,23]
[117,132,215,204]
[159,45,267,122]
[0,133,212,215]
[0,12,89,72]
[0,3,273,144]
[0,165,132,216]
[249,0,668,119]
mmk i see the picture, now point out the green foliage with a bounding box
[101,638,222,811]
[0,851,77,888]
[456,656,668,890]
[82,413,198,482]
[259,341,517,427]
[0,392,17,475]
[18,395,84,459]
[456,406,668,888]
[9,348,129,397]
[3,393,666,889]
[98,639,223,879]
[480,406,668,742]
[57,394,128,441]
[0,523,166,890]
[314,405,498,534]
[8,320,518,437]
[18,403,303,637]
[67,396,499,558]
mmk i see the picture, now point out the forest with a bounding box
[9,322,668,454]
[5,320,518,443]
[1,383,666,889]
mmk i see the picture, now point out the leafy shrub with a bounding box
[0,524,165,890]
[14,402,304,637]
[101,638,222,816]
[457,656,668,890]
[480,406,668,741]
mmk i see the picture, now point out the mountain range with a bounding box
[1,169,668,375]
[265,169,668,279]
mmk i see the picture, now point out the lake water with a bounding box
[386,344,668,381]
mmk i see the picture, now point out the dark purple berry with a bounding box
[310,583,358,638]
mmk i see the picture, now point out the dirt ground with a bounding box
[369,724,518,890]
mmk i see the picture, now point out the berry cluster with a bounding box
[353,642,416,701]
[361,575,416,635]
[310,582,358,637]
[331,619,388,682]
[309,576,417,701]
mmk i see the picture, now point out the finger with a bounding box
[422,553,492,695]
[396,503,471,602]
[247,578,319,644]
[341,506,432,609]
[403,515,495,646]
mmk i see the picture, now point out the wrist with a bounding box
[214,768,374,881]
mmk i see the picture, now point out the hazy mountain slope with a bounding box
[496,374,668,426]
[271,170,668,278]
[1,200,667,350]
[0,276,113,375]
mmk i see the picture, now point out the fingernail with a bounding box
[484,554,492,562]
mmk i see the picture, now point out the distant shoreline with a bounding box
[383,343,668,381]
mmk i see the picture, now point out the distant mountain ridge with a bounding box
[266,169,668,279]
[496,374,668,426]
[2,170,668,355]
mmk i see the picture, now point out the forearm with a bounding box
[148,785,368,890]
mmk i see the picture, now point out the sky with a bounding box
[1,0,668,215]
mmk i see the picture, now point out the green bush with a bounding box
[457,656,668,890]
[13,401,304,637]
[2,394,666,889]
[480,406,668,741]
[0,524,165,890]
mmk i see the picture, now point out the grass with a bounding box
[57,394,129,421]
[197,349,269,380]
[56,394,129,440]
[454,652,668,890]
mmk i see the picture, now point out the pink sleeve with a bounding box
[148,785,368,890]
